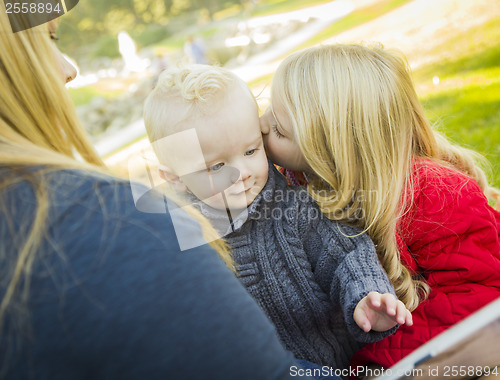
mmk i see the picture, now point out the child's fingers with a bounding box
[357,316,372,333]
[353,302,373,332]
[405,309,413,326]
[365,291,382,308]
[362,321,372,332]
[379,293,397,317]
[395,300,408,325]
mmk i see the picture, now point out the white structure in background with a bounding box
[118,31,149,74]
[64,54,101,89]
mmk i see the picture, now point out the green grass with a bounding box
[154,35,186,51]
[248,73,273,89]
[250,0,332,17]
[414,18,500,188]
[413,18,500,83]
[421,81,500,188]
[68,86,122,106]
[297,0,411,49]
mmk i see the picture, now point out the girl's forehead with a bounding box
[269,85,286,110]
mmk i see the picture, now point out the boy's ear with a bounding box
[158,164,188,193]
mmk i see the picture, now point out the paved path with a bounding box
[233,0,355,81]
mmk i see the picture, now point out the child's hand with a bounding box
[353,292,413,332]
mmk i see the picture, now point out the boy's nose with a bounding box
[231,163,251,184]
[240,168,251,181]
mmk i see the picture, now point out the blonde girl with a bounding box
[0,8,305,379]
[260,43,500,369]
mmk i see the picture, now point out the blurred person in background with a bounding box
[184,35,209,64]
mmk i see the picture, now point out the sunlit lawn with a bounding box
[250,0,332,17]
[297,0,411,50]
[414,18,500,188]
[68,75,142,106]
[68,86,122,106]
[213,0,333,20]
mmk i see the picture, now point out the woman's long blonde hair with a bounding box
[272,44,499,311]
[0,8,233,336]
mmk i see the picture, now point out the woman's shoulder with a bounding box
[42,168,161,215]
[2,166,188,251]
[2,166,132,203]
[46,168,136,202]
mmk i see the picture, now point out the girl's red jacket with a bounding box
[351,159,500,372]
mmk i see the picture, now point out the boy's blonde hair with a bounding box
[272,43,499,311]
[144,65,254,165]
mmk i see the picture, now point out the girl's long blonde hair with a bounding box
[272,44,499,311]
[0,8,233,336]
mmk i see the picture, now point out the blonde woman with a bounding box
[0,10,310,380]
[260,44,500,371]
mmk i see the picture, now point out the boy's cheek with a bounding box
[182,167,241,199]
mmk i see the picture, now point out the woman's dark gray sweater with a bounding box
[193,164,397,370]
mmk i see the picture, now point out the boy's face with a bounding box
[163,83,269,212]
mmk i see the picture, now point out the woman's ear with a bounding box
[158,164,188,193]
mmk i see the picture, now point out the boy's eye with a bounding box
[50,33,59,41]
[244,149,256,156]
[208,162,224,172]
[272,124,284,139]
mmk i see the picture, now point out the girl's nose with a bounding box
[260,109,271,135]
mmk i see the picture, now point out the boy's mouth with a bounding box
[231,183,254,196]
[232,187,250,196]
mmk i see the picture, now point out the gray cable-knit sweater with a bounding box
[192,163,397,370]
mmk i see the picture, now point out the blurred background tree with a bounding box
[57,0,255,58]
